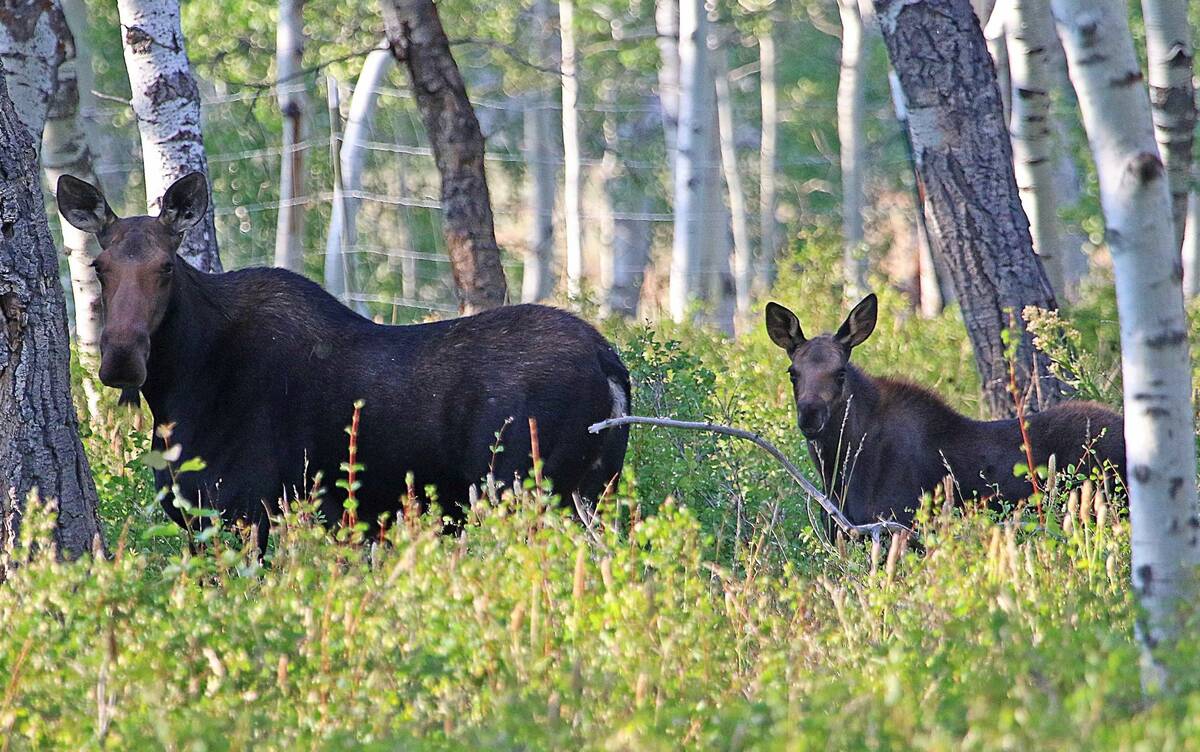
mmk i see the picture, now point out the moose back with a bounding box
[57,172,631,549]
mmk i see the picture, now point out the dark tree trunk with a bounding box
[876,0,1068,417]
[0,66,103,559]
[379,0,508,313]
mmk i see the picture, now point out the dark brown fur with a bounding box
[57,173,631,551]
[766,295,1125,526]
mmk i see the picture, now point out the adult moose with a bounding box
[57,173,630,551]
[766,294,1125,527]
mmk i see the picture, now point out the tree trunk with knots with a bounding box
[380,0,508,313]
[0,67,103,560]
[876,0,1067,417]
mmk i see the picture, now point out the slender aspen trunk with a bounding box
[1184,193,1200,297]
[42,34,105,421]
[380,0,508,312]
[983,1,1011,122]
[559,0,583,301]
[325,49,391,312]
[701,103,733,335]
[1006,0,1064,295]
[1052,0,1199,691]
[61,0,127,203]
[656,0,680,157]
[668,0,708,322]
[888,70,944,317]
[837,0,868,296]
[274,0,307,273]
[117,0,222,272]
[757,29,779,293]
[600,99,654,318]
[522,0,557,303]
[713,50,752,322]
[38,15,99,352]
[877,0,1067,417]
[1140,0,1194,252]
[0,66,103,559]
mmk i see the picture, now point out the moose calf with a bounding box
[766,294,1125,526]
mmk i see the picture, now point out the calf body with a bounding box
[57,173,630,548]
[766,295,1125,526]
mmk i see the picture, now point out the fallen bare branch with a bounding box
[588,415,917,543]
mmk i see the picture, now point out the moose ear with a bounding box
[158,172,209,233]
[56,174,116,234]
[835,293,878,350]
[765,302,806,352]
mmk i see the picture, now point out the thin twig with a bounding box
[588,415,916,542]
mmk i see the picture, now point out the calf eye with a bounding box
[159,262,174,276]
[835,370,846,387]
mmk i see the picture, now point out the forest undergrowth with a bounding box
[6,249,1200,750]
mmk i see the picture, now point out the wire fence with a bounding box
[72,69,911,322]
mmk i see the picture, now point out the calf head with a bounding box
[57,173,208,389]
[765,294,877,437]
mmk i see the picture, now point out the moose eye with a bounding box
[159,262,174,276]
[834,370,846,387]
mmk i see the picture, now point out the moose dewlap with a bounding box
[57,172,631,551]
[766,294,1126,527]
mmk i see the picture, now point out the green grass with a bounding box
[10,254,1200,749]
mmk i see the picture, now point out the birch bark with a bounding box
[837,0,868,296]
[521,0,558,303]
[324,49,391,312]
[274,0,308,273]
[1140,0,1195,251]
[668,0,708,322]
[1052,0,1199,691]
[117,0,222,272]
[1006,0,1064,295]
[559,0,583,300]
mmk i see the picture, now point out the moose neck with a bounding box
[138,261,228,424]
[805,364,880,493]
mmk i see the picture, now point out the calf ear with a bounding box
[56,175,116,234]
[765,302,806,352]
[835,293,878,350]
[158,172,209,233]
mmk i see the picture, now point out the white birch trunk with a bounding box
[117,0,222,272]
[274,0,307,272]
[61,0,128,203]
[668,0,708,321]
[714,50,752,322]
[0,0,65,142]
[39,4,103,419]
[888,70,945,317]
[325,54,390,315]
[757,29,779,293]
[655,0,680,158]
[522,0,558,303]
[1184,192,1200,297]
[1006,0,1064,296]
[600,102,654,318]
[559,0,583,301]
[700,103,733,335]
[1052,0,1199,690]
[837,0,868,296]
[1140,0,1194,252]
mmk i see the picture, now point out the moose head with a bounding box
[764,294,878,437]
[57,172,209,390]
